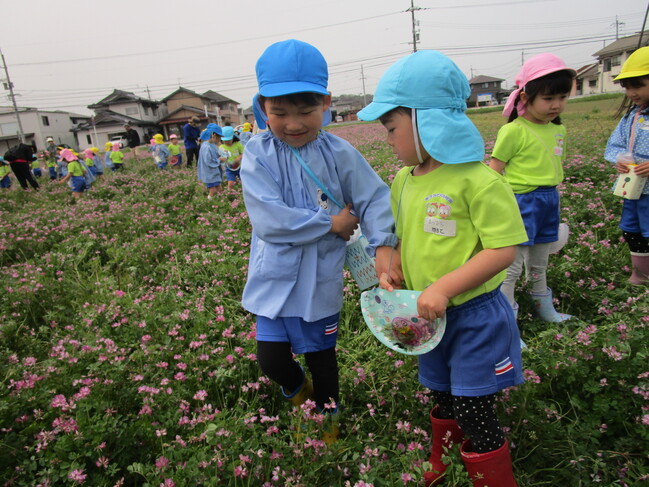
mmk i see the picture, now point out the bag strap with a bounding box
[288,145,345,210]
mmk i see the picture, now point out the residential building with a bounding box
[468,75,510,107]
[202,90,241,126]
[593,31,649,94]
[73,89,164,149]
[574,63,599,96]
[0,106,90,153]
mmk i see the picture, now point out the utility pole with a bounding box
[0,47,25,143]
[612,15,625,40]
[146,85,152,100]
[361,64,367,107]
[408,0,421,53]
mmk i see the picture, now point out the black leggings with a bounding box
[432,390,504,453]
[623,231,649,253]
[257,341,339,410]
[186,147,199,167]
[10,161,39,190]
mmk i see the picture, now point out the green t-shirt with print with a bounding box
[391,161,527,307]
[491,117,567,194]
[67,161,85,177]
[219,141,244,170]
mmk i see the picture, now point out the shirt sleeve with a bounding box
[604,117,629,164]
[491,123,521,163]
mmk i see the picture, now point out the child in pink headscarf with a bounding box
[59,149,87,198]
[110,143,125,171]
[490,53,576,323]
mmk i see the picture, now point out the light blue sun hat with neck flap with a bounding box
[357,50,484,165]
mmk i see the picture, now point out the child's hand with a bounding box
[417,286,449,321]
[633,160,649,176]
[616,161,631,174]
[330,203,359,241]
[376,246,403,291]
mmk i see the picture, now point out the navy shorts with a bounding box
[620,194,649,237]
[226,167,241,182]
[205,181,221,189]
[418,288,524,397]
[70,176,86,193]
[256,313,339,354]
[515,186,560,246]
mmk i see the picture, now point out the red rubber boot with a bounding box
[460,439,518,487]
[423,406,465,486]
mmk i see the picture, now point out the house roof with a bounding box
[160,86,213,103]
[72,109,158,132]
[576,63,598,77]
[88,89,159,109]
[202,90,238,104]
[469,75,504,84]
[157,105,216,124]
[593,31,649,58]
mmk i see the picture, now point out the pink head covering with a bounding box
[60,149,77,162]
[84,148,94,158]
[502,53,576,118]
[112,143,121,151]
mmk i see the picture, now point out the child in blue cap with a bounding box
[240,39,399,444]
[197,124,225,200]
[358,51,527,487]
[219,126,244,191]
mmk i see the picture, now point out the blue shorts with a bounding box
[515,186,560,246]
[256,313,340,354]
[49,167,57,179]
[33,168,42,177]
[620,194,649,237]
[88,166,97,176]
[70,176,86,193]
[226,167,241,182]
[205,181,221,189]
[0,175,10,188]
[157,162,167,170]
[418,288,524,397]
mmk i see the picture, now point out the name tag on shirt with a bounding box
[424,217,456,237]
[554,146,563,156]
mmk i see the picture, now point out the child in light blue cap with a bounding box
[240,39,399,444]
[197,124,225,200]
[358,50,526,486]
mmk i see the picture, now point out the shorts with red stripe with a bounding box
[256,313,339,354]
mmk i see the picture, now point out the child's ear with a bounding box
[323,93,332,111]
[519,91,529,105]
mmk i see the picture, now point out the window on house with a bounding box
[143,106,149,116]
[152,107,157,116]
[589,79,597,88]
[611,55,621,67]
[603,59,612,72]
[42,116,50,126]
[125,107,138,115]
[482,83,489,88]
[86,134,92,144]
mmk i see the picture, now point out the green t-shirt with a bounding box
[67,161,84,177]
[219,141,244,170]
[85,157,94,167]
[168,143,181,155]
[31,160,40,169]
[491,117,567,194]
[0,165,9,178]
[391,161,528,307]
[110,151,124,165]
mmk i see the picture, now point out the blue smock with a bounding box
[197,142,223,184]
[241,130,397,322]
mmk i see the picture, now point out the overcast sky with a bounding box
[1,0,646,116]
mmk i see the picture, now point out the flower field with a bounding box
[1,95,648,486]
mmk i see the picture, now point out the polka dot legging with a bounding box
[623,231,649,253]
[432,391,504,453]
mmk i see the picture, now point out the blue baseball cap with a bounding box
[200,124,223,141]
[357,50,484,165]
[255,39,329,98]
[221,126,235,141]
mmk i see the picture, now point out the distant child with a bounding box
[103,142,114,171]
[605,46,649,284]
[0,156,11,188]
[91,147,104,176]
[197,124,225,199]
[490,53,575,322]
[168,134,183,167]
[84,148,98,176]
[31,154,42,178]
[239,122,253,146]
[46,151,58,180]
[56,147,68,179]
[110,142,124,171]
[358,51,526,486]
[152,134,170,170]
[241,39,398,445]
[58,149,86,199]
[219,126,244,190]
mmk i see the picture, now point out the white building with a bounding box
[593,31,649,94]
[0,107,90,153]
